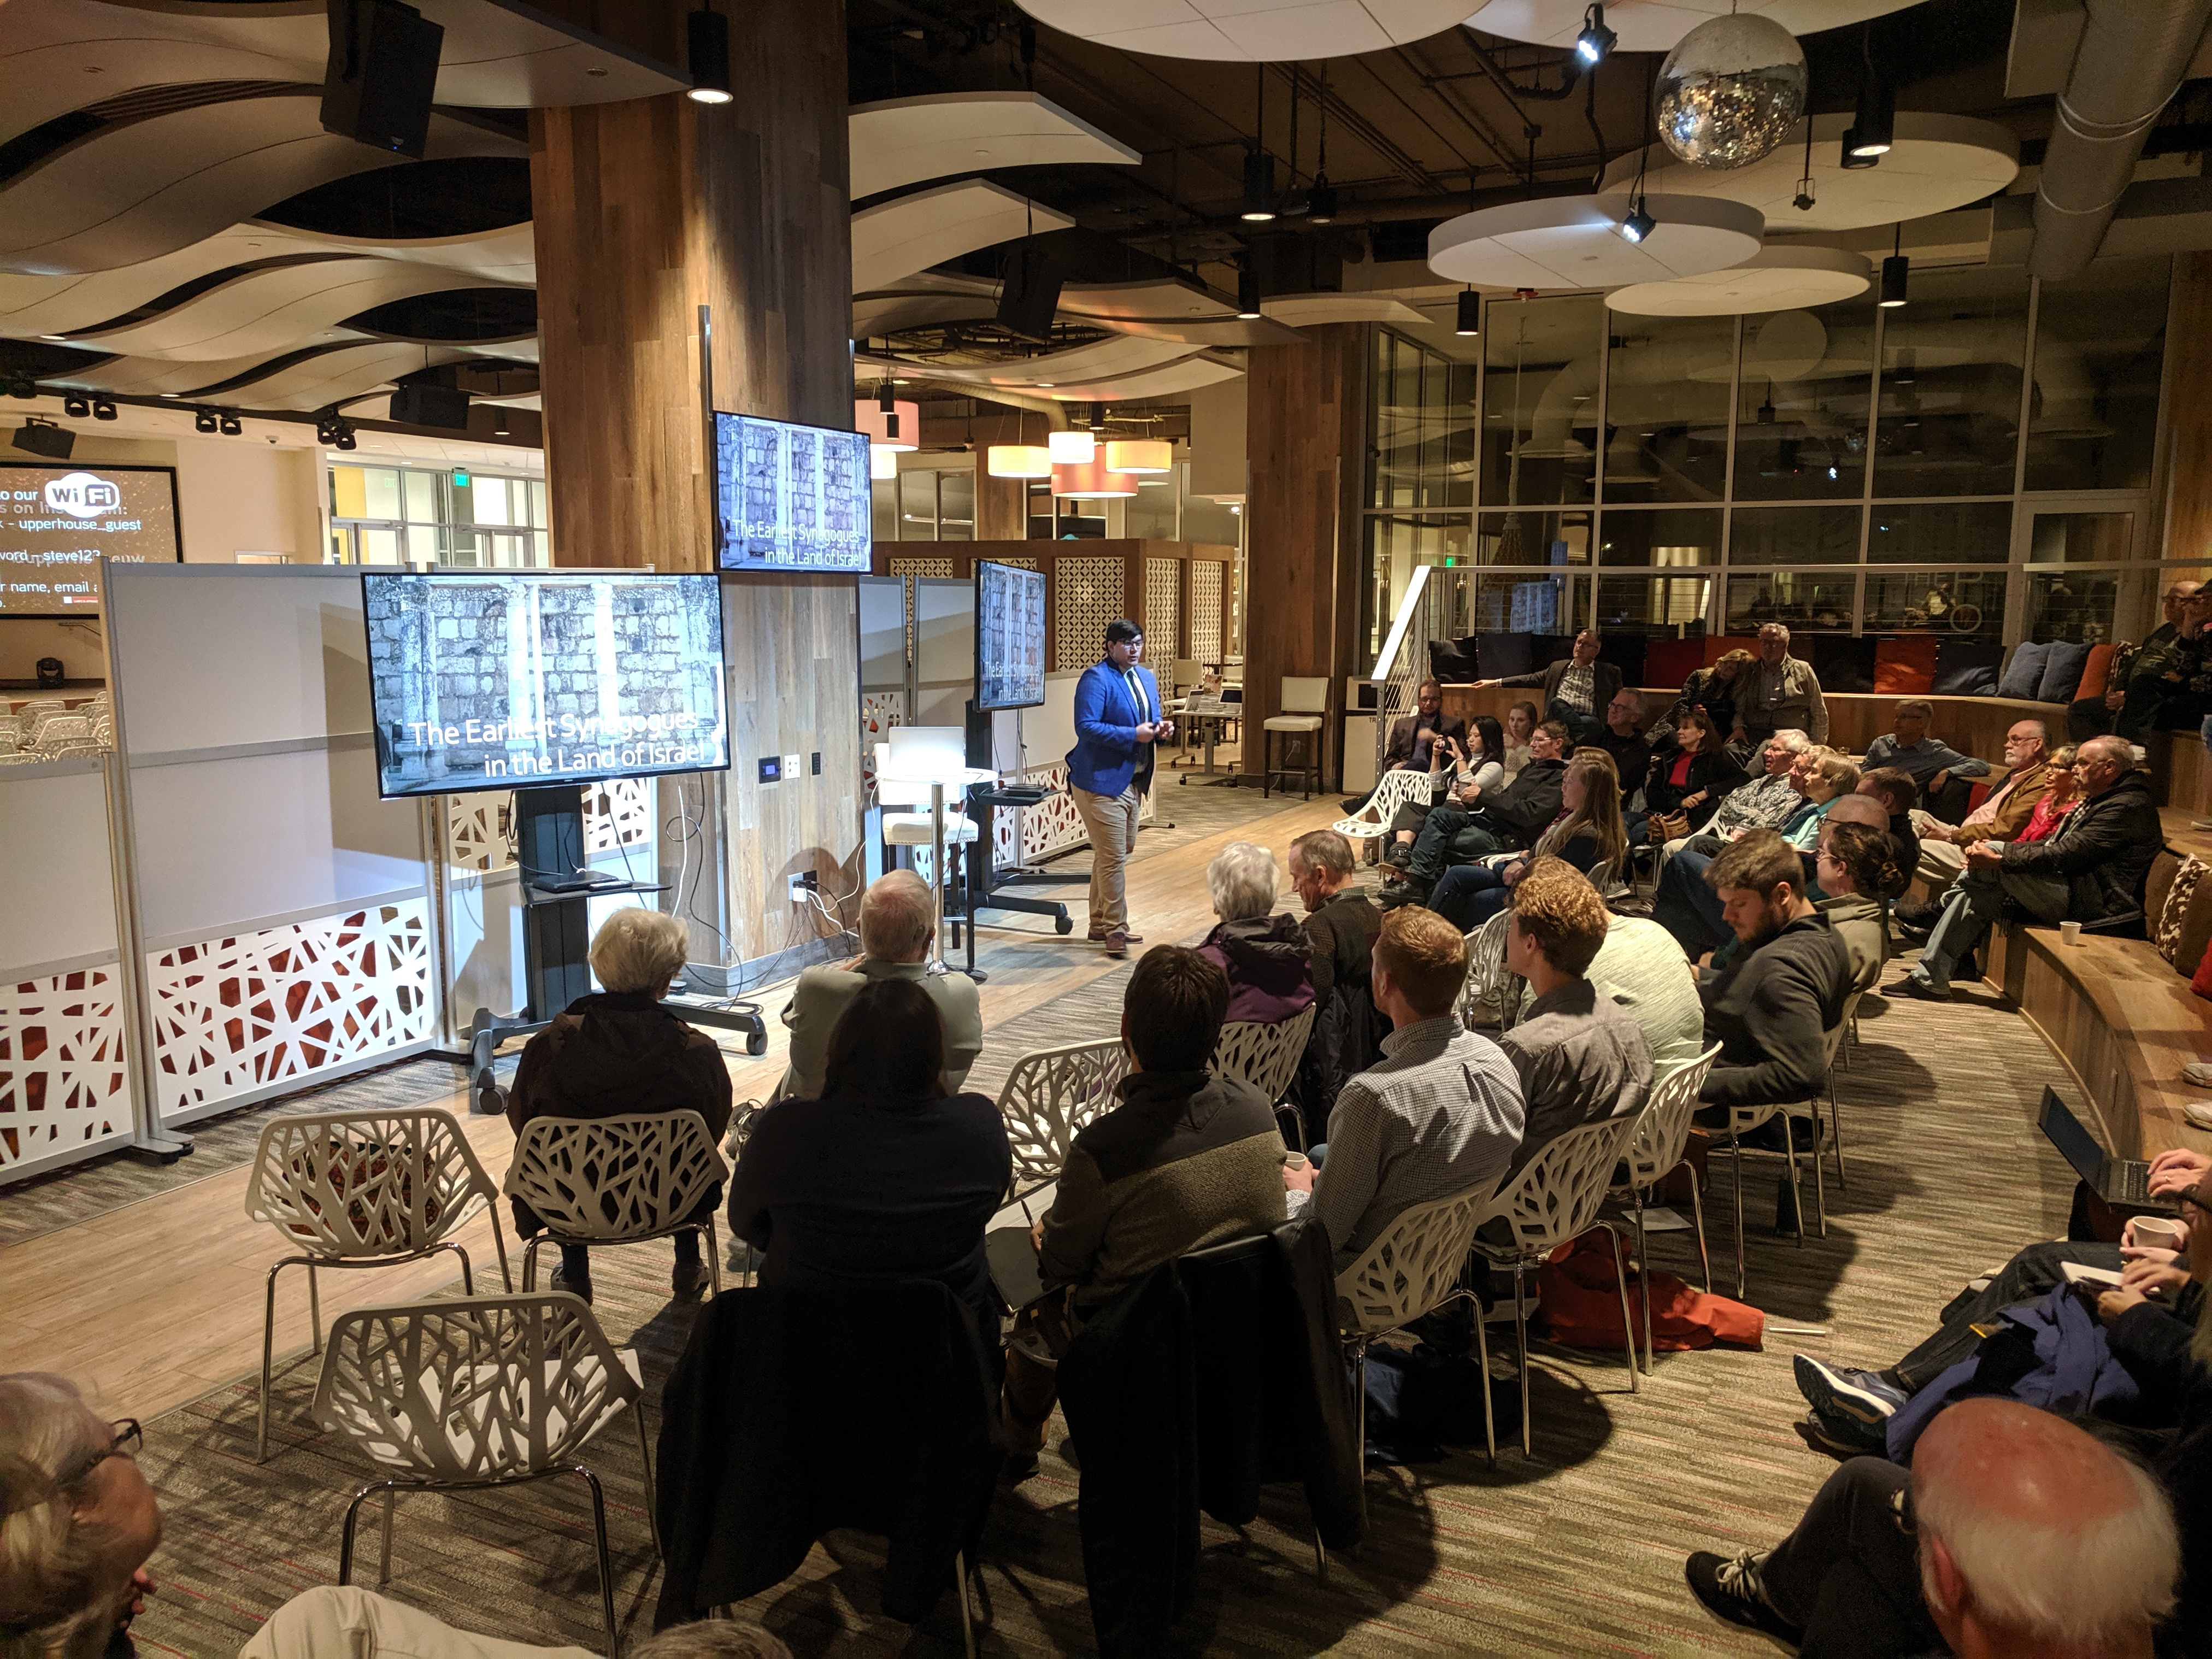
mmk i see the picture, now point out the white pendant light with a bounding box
[869,443,898,480]
[1052,456,1137,499]
[1104,439,1173,473]
[987,444,1052,478]
[1048,428,1095,465]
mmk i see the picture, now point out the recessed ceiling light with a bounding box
[158,392,179,398]
[40,334,66,342]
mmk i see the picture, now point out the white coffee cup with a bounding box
[2061,920,2084,946]
[1283,1151,1309,1172]
[2133,1216,2185,1251]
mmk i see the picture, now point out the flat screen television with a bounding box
[0,463,181,615]
[361,570,730,799]
[711,410,872,574]
[975,559,1047,712]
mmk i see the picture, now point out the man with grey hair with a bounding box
[1664,729,1812,866]
[1905,717,2055,902]
[1900,733,2161,998]
[2071,577,2204,740]
[1196,840,1316,1026]
[507,906,734,1301]
[1733,623,1828,750]
[1685,1397,2179,1653]
[1593,686,1651,793]
[1862,697,1990,821]
[775,868,983,1103]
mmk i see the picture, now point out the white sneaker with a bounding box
[2184,1060,2212,1089]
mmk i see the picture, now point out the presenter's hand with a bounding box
[1157,719,1175,740]
[1134,721,1160,743]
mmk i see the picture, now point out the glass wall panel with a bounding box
[402,470,437,523]
[362,468,402,520]
[1863,569,2007,639]
[1730,503,1861,566]
[1603,311,1732,502]
[1868,501,2011,563]
[1595,572,1713,637]
[1481,295,1602,507]
[1125,471,1178,538]
[1725,570,1857,633]
[1474,508,1590,567]
[1181,490,1243,548]
[1598,506,1721,566]
[1362,514,1473,659]
[937,470,974,540]
[1874,266,2029,497]
[1733,297,1877,499]
[872,475,898,543]
[1460,569,1574,636]
[899,470,938,538]
[1370,331,1475,509]
[2026,510,2133,563]
[2028,570,2128,643]
[2028,255,2169,491]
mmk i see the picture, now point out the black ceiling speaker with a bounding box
[390,383,471,430]
[322,0,445,158]
[996,243,1063,345]
[12,421,74,460]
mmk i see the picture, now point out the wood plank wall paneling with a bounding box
[975,470,1027,540]
[1240,323,1366,786]
[2161,252,2212,563]
[531,0,860,972]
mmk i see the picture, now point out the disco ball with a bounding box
[1655,13,1807,172]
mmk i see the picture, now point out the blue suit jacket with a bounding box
[1067,660,1163,798]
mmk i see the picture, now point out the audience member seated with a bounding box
[1907,718,2054,904]
[1582,914,1707,1084]
[1502,699,1539,780]
[773,869,983,1103]
[1630,707,1747,846]
[1899,734,2160,1000]
[1002,948,1287,1467]
[1380,714,1505,868]
[2120,584,2212,742]
[2071,578,2202,740]
[1732,623,1829,751]
[1288,829,1388,1118]
[1472,628,1621,748]
[1693,830,1855,1126]
[727,977,1010,1346]
[1654,748,1854,960]
[1861,697,1991,822]
[1854,766,1923,894]
[1283,907,1525,1270]
[1651,647,1754,750]
[1496,859,1652,1175]
[1428,750,1627,932]
[1344,678,1470,815]
[1678,730,1813,855]
[1813,819,1900,993]
[1901,744,2081,940]
[1195,840,1316,1025]
[1683,1397,2180,1656]
[1592,688,1652,787]
[1390,720,1568,893]
[1709,792,1889,963]
[505,907,734,1303]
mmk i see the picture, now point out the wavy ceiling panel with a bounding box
[849,92,1139,200]
[0,95,523,278]
[0,0,684,146]
[1015,0,1474,60]
[1261,293,1431,327]
[53,340,477,408]
[850,179,1073,292]
[1027,355,1246,403]
[927,335,1207,391]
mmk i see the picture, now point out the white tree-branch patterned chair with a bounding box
[995,1037,1131,1213]
[244,1108,510,1463]
[1454,909,1522,1033]
[1215,1004,1320,1145]
[1336,1182,1501,1469]
[1331,768,1437,862]
[311,1292,652,1658]
[503,1110,730,1295]
[1472,1113,1642,1456]
[1606,1044,1722,1374]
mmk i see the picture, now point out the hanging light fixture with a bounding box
[1242,64,1275,222]
[1237,267,1263,320]
[1455,287,1480,336]
[1574,2,1616,65]
[854,390,919,450]
[1048,427,1095,464]
[1879,223,1908,307]
[1052,456,1138,498]
[869,443,898,481]
[987,439,1051,478]
[686,6,732,104]
[1619,197,1656,243]
[1849,23,1893,158]
[1308,64,1337,222]
[1104,439,1173,473]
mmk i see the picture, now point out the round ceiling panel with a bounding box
[1013,1,1473,61]
[1599,112,2020,232]
[1605,244,1871,315]
[1428,193,1766,291]
[1464,0,1922,55]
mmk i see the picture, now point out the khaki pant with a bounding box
[1073,781,1142,933]
[239,1586,597,1659]
[1910,807,1968,893]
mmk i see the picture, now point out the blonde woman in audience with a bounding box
[1427,750,1627,933]
[1501,699,1539,780]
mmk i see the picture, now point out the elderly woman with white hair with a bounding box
[1194,840,1315,1026]
[505,906,733,1305]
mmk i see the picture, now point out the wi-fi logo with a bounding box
[43,471,121,519]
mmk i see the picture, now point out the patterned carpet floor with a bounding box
[119,935,2092,1658]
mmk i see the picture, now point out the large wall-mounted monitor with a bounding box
[975,558,1047,712]
[361,570,730,799]
[712,410,872,574]
[0,463,181,616]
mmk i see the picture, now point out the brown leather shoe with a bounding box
[1088,927,1142,944]
[1102,929,1129,958]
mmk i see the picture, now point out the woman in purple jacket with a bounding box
[1195,841,1316,1025]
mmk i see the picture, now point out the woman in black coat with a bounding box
[1631,707,1748,843]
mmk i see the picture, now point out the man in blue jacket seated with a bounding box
[1067,618,1173,959]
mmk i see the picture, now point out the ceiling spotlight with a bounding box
[219,413,242,436]
[1574,3,1616,65]
[1793,180,1816,212]
[193,409,218,434]
[1242,150,1276,222]
[1851,26,1893,158]
[1839,128,1879,170]
[1455,288,1480,337]
[1619,198,1656,244]
[1880,252,1909,308]
[493,407,510,437]
[334,426,357,451]
[62,394,90,419]
[1237,268,1263,321]
[1307,173,1337,223]
[91,399,116,421]
[685,7,732,104]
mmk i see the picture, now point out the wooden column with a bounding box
[531,0,861,970]
[1239,323,1367,787]
[975,467,1027,540]
[2159,251,2212,576]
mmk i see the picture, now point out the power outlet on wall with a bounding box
[783,753,803,781]
[787,872,809,901]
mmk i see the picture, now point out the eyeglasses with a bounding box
[0,1421,140,1524]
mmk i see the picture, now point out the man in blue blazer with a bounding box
[1067,618,1174,957]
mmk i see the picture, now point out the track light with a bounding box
[315,410,358,449]
[194,409,218,434]
[62,395,90,419]
[1242,150,1276,222]
[686,8,732,104]
[1880,253,1909,308]
[1839,128,1879,170]
[1619,198,1656,243]
[91,399,115,421]
[1850,85,1894,157]
[1456,289,1480,337]
[1574,3,1616,65]
[219,413,242,436]
[1237,268,1263,321]
[1307,173,1337,223]
[493,407,510,437]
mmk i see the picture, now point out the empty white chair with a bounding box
[1472,1114,1642,1456]
[1607,1043,1722,1373]
[1261,675,1329,798]
[503,1110,730,1294]
[312,1292,652,1657]
[1215,1004,1320,1145]
[244,1108,510,1463]
[1331,767,1436,860]
[995,1037,1131,1212]
[1335,1182,1500,1467]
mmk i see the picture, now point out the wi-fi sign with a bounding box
[43,471,121,519]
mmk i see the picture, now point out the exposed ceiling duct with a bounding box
[2027,0,2212,281]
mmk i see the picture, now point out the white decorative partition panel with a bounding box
[0,967,131,1176]
[147,899,436,1122]
[1189,560,1226,665]
[447,793,515,873]
[583,778,652,854]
